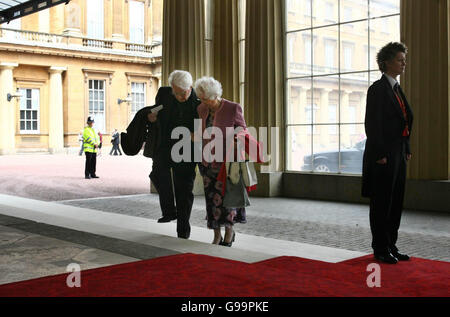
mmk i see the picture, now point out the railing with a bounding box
[0,27,161,57]
[82,38,113,49]
[0,28,68,45]
[125,43,153,54]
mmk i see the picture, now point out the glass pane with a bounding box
[26,111,31,120]
[32,110,37,120]
[99,91,104,101]
[287,30,312,78]
[370,16,400,70]
[99,102,104,111]
[32,89,39,109]
[89,81,93,89]
[26,121,31,130]
[340,21,368,73]
[20,121,25,130]
[20,110,25,120]
[287,125,312,171]
[286,0,311,31]
[340,124,366,174]
[287,78,312,125]
[369,0,400,18]
[89,101,93,111]
[370,71,381,85]
[99,80,104,90]
[94,80,98,90]
[313,0,338,27]
[27,99,32,109]
[94,91,98,100]
[340,73,369,124]
[32,121,37,130]
[313,76,339,124]
[312,129,339,173]
[340,1,368,23]
[313,25,338,75]
[26,89,31,98]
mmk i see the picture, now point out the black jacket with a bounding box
[121,87,200,159]
[362,75,414,197]
[121,106,158,157]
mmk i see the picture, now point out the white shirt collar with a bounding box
[384,74,399,90]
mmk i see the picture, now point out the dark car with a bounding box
[302,139,366,174]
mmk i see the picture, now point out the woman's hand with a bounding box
[376,157,387,164]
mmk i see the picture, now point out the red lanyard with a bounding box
[394,88,409,136]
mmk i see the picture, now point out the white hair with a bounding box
[168,70,193,90]
[193,76,223,100]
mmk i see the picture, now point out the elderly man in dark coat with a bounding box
[122,70,200,239]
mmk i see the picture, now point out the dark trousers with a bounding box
[369,141,407,254]
[109,144,122,155]
[150,155,196,239]
[85,152,97,177]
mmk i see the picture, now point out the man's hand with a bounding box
[376,157,387,164]
[148,112,158,123]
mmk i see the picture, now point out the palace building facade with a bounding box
[0,0,163,154]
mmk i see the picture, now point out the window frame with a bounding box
[19,88,40,135]
[284,0,400,174]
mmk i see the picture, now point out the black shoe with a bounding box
[85,176,91,179]
[91,175,99,178]
[220,232,235,247]
[391,250,410,261]
[158,215,177,223]
[374,252,398,264]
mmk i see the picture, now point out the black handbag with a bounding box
[223,162,250,208]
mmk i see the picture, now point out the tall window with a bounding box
[19,89,39,133]
[129,0,145,44]
[87,0,104,39]
[89,80,106,134]
[131,82,146,117]
[285,0,400,174]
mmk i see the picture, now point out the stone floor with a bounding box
[0,153,448,287]
[59,194,450,262]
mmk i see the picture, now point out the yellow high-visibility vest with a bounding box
[83,126,99,153]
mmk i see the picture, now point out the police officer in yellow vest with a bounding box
[83,116,100,179]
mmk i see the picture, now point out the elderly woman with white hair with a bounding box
[194,76,248,247]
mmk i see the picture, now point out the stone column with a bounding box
[0,63,18,155]
[63,0,83,37]
[245,0,284,196]
[112,0,125,41]
[161,0,206,84]
[401,0,449,180]
[213,0,239,101]
[48,67,67,154]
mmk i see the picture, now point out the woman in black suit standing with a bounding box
[362,42,413,264]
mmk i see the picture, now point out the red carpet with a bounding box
[0,253,449,297]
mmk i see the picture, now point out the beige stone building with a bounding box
[0,0,163,154]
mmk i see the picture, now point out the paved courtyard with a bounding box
[0,153,449,262]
